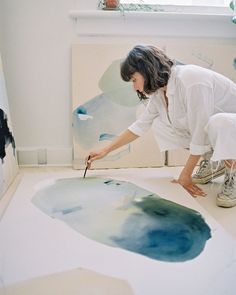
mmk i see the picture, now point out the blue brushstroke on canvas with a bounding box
[112,196,210,261]
[99,133,116,141]
[233,57,236,70]
[73,94,137,149]
[76,106,87,115]
[32,177,211,262]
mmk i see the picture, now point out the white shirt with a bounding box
[128,64,236,155]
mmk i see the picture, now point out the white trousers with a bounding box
[153,113,236,162]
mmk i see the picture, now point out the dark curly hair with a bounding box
[120,45,174,100]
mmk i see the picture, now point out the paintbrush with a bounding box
[83,155,90,178]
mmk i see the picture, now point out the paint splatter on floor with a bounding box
[32,177,211,262]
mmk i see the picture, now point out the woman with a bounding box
[87,45,236,208]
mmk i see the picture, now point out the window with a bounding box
[119,0,232,14]
[121,0,231,7]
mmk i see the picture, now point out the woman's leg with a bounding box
[205,113,236,162]
[224,160,236,169]
[205,113,236,207]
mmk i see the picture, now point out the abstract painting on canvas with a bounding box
[0,53,18,199]
[72,43,165,169]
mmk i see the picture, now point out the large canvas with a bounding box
[72,44,165,169]
[32,177,211,263]
[0,169,236,295]
[0,53,18,199]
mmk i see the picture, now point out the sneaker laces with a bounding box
[221,169,236,197]
[195,160,209,176]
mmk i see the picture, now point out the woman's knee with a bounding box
[206,113,236,133]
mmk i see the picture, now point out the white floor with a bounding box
[1,166,236,295]
[1,166,236,240]
[194,175,236,239]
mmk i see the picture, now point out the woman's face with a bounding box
[131,72,145,93]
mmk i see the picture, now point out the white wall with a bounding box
[0,0,235,166]
[0,0,97,165]
[0,5,3,49]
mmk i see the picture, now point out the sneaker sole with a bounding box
[216,197,236,208]
[192,167,225,184]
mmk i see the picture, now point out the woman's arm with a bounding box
[180,154,201,178]
[87,129,139,167]
[88,96,160,166]
[174,154,206,197]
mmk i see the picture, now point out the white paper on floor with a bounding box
[0,168,236,295]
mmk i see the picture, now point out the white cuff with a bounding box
[128,123,146,137]
[190,143,212,155]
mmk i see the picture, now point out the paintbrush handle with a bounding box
[83,155,91,178]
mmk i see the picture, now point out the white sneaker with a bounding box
[192,151,225,184]
[216,168,236,208]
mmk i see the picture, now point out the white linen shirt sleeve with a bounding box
[128,97,159,137]
[186,84,214,155]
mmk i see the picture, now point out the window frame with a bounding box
[118,1,232,15]
[120,0,231,7]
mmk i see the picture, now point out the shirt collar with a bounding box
[166,65,177,97]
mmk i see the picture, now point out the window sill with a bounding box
[69,9,236,38]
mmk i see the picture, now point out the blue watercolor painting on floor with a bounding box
[32,177,211,263]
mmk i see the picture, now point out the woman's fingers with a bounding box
[85,150,107,169]
[84,155,91,169]
[184,183,206,198]
[172,179,206,198]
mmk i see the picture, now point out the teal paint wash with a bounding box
[233,57,236,70]
[32,177,211,263]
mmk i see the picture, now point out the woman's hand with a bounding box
[172,170,206,198]
[172,154,206,198]
[85,130,139,169]
[86,149,108,168]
